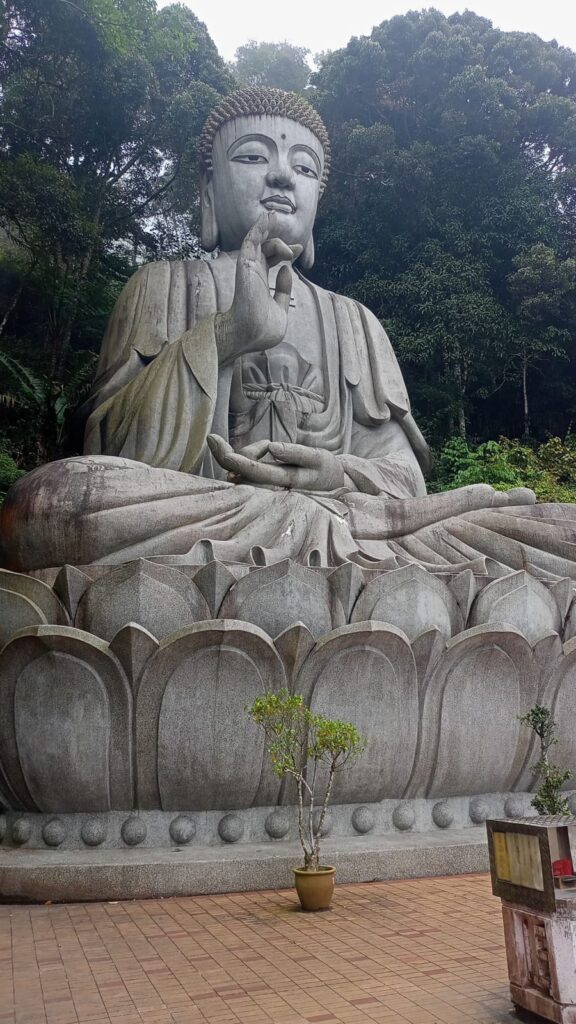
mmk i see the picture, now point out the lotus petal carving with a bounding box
[0,625,132,812]
[136,620,286,811]
[219,559,343,638]
[351,564,462,639]
[295,622,418,803]
[75,559,210,641]
[469,571,561,642]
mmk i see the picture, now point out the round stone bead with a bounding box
[169,815,196,845]
[12,818,32,845]
[432,801,453,829]
[265,810,290,839]
[504,796,527,819]
[81,817,107,847]
[469,798,490,825]
[351,806,375,834]
[121,816,147,847]
[392,803,415,831]
[43,818,66,847]
[218,814,244,843]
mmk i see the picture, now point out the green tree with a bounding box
[232,40,311,93]
[310,10,576,445]
[0,0,233,378]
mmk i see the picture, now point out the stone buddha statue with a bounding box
[2,88,575,579]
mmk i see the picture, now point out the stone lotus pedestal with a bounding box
[1,557,576,899]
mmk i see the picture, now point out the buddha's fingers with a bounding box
[207,434,293,487]
[268,442,320,467]
[273,265,292,314]
[262,238,299,268]
[241,212,271,261]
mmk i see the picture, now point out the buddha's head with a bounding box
[198,88,331,268]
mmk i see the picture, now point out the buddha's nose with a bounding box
[266,161,296,189]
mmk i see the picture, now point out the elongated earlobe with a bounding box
[299,234,315,270]
[200,178,219,251]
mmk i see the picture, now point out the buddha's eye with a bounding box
[232,154,268,164]
[294,164,319,179]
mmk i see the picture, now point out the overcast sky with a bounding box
[158,0,576,61]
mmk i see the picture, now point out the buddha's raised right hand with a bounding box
[215,212,302,365]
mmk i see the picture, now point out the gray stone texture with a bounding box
[0,566,575,817]
[135,620,285,811]
[0,829,491,902]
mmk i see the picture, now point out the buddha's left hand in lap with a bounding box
[207,435,345,492]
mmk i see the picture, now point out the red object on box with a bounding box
[552,858,574,877]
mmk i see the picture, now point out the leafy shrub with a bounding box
[0,444,24,501]
[431,436,576,502]
[519,705,572,816]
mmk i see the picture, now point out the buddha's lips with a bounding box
[261,196,295,213]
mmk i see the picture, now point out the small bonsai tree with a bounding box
[519,705,572,816]
[248,689,367,871]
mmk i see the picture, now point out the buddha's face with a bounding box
[205,114,324,252]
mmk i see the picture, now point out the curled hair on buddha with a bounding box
[198,87,331,193]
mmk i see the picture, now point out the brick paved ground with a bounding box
[0,873,527,1024]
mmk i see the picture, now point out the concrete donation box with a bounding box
[487,817,576,1023]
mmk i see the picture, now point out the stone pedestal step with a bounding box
[0,828,489,902]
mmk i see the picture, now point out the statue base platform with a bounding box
[0,793,562,902]
[0,827,489,903]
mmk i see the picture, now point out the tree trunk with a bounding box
[0,272,28,338]
[453,351,467,439]
[522,350,530,439]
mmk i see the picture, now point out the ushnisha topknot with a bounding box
[199,87,331,193]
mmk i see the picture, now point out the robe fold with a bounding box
[2,254,575,577]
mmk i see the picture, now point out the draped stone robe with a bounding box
[3,254,576,576]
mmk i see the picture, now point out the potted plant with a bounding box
[248,688,367,911]
[519,705,573,815]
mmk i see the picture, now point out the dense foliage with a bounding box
[432,436,576,501]
[231,40,311,92]
[0,0,232,469]
[310,10,576,445]
[1,4,576,501]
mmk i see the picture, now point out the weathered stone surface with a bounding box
[469,571,561,642]
[169,815,196,845]
[265,810,290,839]
[75,560,210,641]
[432,801,453,828]
[392,803,415,831]
[81,817,107,846]
[351,806,374,834]
[218,813,244,843]
[0,626,132,813]
[297,622,418,803]
[351,565,462,640]
[0,568,69,647]
[121,816,147,846]
[192,561,236,617]
[409,624,538,799]
[273,623,315,685]
[109,624,159,696]
[43,818,66,847]
[53,565,92,621]
[219,560,342,639]
[136,620,286,811]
